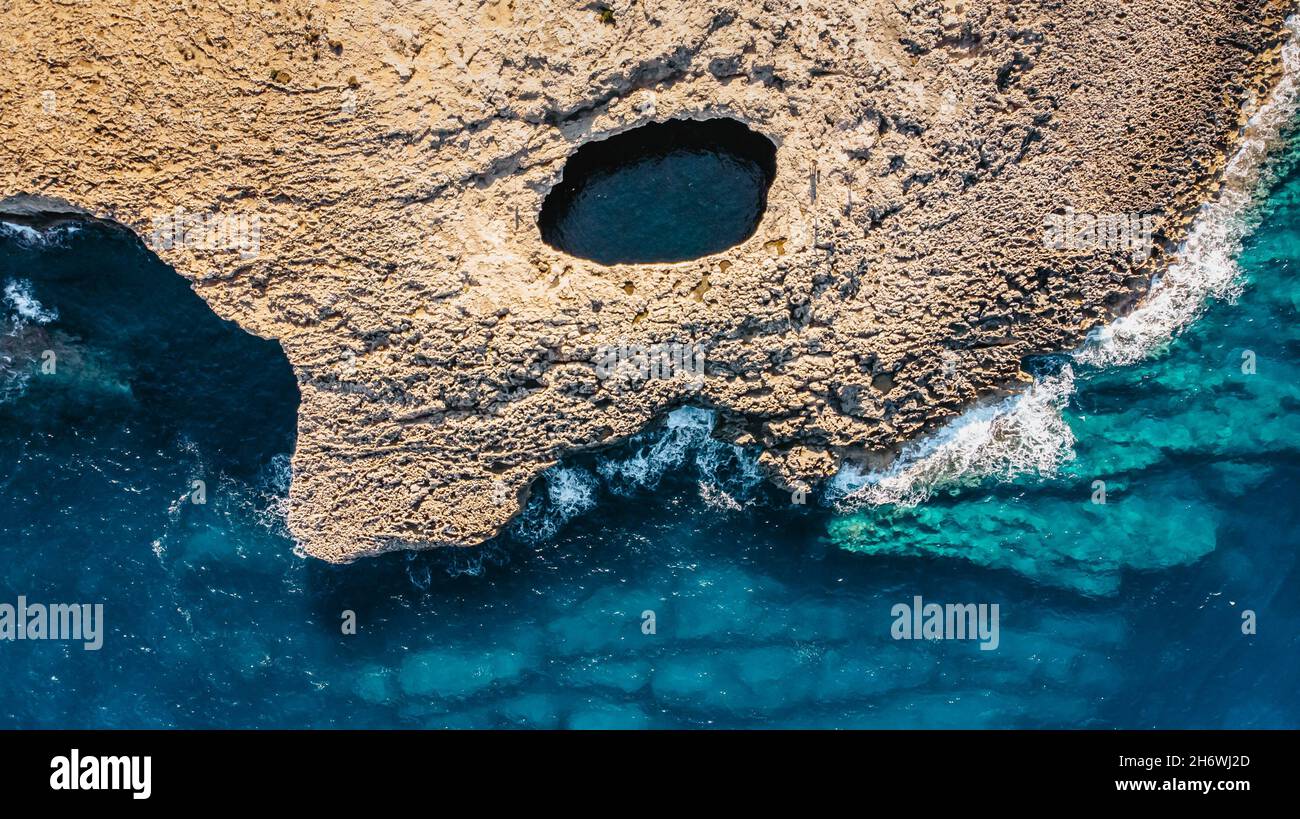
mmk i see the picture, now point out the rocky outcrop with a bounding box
[0,0,1291,561]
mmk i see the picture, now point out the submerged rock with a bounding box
[0,0,1291,561]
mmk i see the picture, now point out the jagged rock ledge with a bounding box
[0,0,1292,561]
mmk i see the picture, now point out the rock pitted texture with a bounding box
[0,0,1291,560]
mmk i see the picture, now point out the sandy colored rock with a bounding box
[0,0,1291,561]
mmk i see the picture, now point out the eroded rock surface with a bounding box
[0,0,1291,560]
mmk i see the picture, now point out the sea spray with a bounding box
[1,277,60,404]
[0,221,46,246]
[0,221,80,249]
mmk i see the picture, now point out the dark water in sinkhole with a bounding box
[0,111,1299,727]
[538,118,777,264]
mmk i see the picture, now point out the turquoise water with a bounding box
[538,118,776,264]
[1,134,1299,728]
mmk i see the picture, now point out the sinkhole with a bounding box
[538,117,778,265]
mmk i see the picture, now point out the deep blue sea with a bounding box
[2,117,1299,729]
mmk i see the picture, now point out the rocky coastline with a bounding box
[1,0,1292,561]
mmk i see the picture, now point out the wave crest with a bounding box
[826,367,1077,508]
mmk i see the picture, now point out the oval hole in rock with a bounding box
[538,118,777,265]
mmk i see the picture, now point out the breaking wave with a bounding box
[595,406,762,500]
[509,465,600,544]
[2,222,78,406]
[825,367,1077,507]
[4,278,59,325]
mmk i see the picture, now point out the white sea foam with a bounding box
[831,17,1300,510]
[596,405,717,491]
[1,278,59,404]
[510,465,599,543]
[252,453,294,537]
[826,367,1077,508]
[0,359,31,405]
[0,222,42,243]
[518,405,765,540]
[3,278,58,325]
[596,405,763,500]
[545,466,598,517]
[0,220,80,248]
